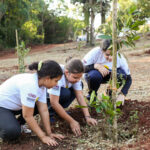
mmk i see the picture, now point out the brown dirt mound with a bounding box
[144,49,150,55]
[1,99,150,150]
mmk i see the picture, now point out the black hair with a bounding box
[65,58,84,74]
[28,60,63,79]
[102,39,112,51]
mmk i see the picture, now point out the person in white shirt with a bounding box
[82,39,132,105]
[47,58,97,136]
[0,60,64,146]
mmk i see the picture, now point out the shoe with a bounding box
[21,125,31,133]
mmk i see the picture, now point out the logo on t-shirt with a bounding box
[52,85,59,91]
[28,93,36,98]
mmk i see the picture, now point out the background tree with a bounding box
[0,0,30,47]
[136,0,150,19]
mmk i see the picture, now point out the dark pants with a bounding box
[0,106,38,140]
[47,87,76,115]
[85,68,127,95]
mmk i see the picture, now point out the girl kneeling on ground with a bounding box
[0,60,64,146]
[47,58,97,136]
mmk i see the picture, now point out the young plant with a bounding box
[89,91,122,125]
[15,41,30,73]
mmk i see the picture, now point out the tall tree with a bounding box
[99,0,112,24]
[0,0,30,47]
[89,0,95,46]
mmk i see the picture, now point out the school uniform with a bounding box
[47,65,82,114]
[0,73,46,140]
[82,47,132,97]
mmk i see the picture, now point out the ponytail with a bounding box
[28,60,63,79]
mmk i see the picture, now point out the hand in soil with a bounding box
[86,117,97,126]
[41,135,58,146]
[50,133,65,141]
[116,94,125,105]
[70,120,81,136]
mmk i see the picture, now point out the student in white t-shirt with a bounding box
[47,58,97,136]
[82,39,132,105]
[0,60,64,146]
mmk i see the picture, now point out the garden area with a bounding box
[0,0,150,149]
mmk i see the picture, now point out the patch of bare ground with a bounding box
[0,37,150,149]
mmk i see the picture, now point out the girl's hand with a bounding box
[50,133,65,141]
[85,117,97,126]
[94,64,109,77]
[70,120,81,136]
[41,135,58,146]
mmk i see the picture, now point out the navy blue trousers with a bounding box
[85,68,127,95]
[0,106,38,140]
[47,87,76,115]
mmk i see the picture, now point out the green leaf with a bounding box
[76,105,88,108]
[116,108,121,113]
[90,91,96,104]
[116,101,122,107]
[106,109,115,116]
[102,93,110,100]
[98,35,112,40]
[101,101,107,109]
[133,35,140,41]
[127,5,137,14]
[96,107,101,113]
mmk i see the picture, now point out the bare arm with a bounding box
[22,105,58,146]
[75,90,97,126]
[36,101,51,136]
[50,94,81,136]
[50,95,74,123]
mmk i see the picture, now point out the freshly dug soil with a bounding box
[1,99,150,150]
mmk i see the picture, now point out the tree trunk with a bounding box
[89,0,95,46]
[0,0,4,21]
[84,6,90,45]
[100,1,106,24]
[112,0,118,144]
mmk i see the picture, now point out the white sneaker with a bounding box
[21,125,32,134]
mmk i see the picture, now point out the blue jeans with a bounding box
[47,87,76,115]
[85,68,127,95]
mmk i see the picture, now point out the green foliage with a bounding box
[98,35,112,39]
[129,110,139,123]
[44,16,85,43]
[136,0,150,19]
[16,41,30,73]
[98,5,146,50]
[89,91,121,125]
[0,0,30,47]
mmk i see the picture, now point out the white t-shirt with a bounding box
[0,73,46,111]
[47,65,82,96]
[82,47,130,75]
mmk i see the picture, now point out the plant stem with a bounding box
[112,0,118,144]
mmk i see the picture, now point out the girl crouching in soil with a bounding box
[0,60,64,146]
[47,58,97,136]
